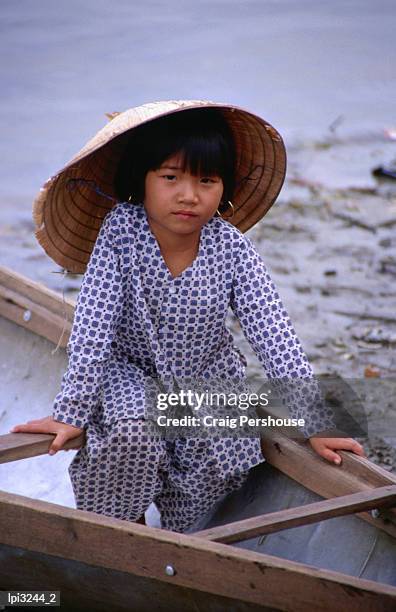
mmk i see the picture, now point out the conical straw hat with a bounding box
[33,99,286,273]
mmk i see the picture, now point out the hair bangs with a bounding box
[114,108,236,203]
[175,135,231,180]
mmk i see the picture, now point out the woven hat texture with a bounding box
[33,99,286,273]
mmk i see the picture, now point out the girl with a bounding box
[11,100,364,533]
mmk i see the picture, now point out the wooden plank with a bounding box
[0,490,395,611]
[195,486,396,543]
[0,264,74,346]
[0,264,75,319]
[0,433,84,464]
[0,544,275,612]
[260,426,396,538]
[0,285,72,347]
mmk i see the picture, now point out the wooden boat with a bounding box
[0,264,395,611]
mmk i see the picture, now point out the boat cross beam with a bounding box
[194,485,396,543]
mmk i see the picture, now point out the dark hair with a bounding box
[113,108,236,209]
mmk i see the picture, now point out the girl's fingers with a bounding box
[49,432,68,455]
[10,416,54,434]
[11,422,50,434]
[317,447,342,465]
[10,417,82,456]
[309,437,367,464]
[10,423,40,433]
[348,440,365,456]
[324,438,365,457]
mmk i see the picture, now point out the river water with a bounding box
[1,0,395,205]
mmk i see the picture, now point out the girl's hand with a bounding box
[309,436,365,465]
[10,416,84,455]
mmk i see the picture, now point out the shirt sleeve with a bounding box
[230,233,335,437]
[52,208,124,429]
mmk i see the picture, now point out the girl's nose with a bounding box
[178,178,199,203]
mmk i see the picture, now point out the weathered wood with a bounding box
[0,544,275,612]
[260,426,396,538]
[0,432,84,464]
[195,486,396,543]
[0,265,75,318]
[0,264,74,346]
[0,490,395,611]
[0,285,71,347]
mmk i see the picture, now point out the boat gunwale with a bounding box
[1,487,396,611]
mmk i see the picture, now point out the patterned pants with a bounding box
[68,416,251,533]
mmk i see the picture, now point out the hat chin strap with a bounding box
[66,178,119,204]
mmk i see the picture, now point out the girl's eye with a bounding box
[161,174,176,181]
[200,177,217,184]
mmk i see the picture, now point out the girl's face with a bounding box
[144,153,224,240]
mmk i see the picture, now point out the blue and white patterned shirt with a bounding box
[53,202,334,462]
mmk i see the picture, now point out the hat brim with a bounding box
[33,100,286,273]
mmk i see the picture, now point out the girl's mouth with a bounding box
[173,211,198,219]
